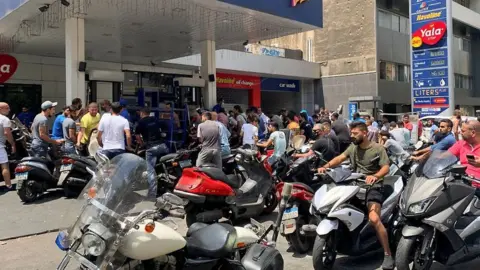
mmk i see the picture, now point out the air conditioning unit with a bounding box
[173,77,206,87]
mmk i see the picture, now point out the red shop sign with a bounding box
[412,21,447,46]
[0,54,18,83]
[216,73,260,89]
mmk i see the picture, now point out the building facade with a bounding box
[262,0,480,117]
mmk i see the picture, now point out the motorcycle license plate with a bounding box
[16,173,28,190]
[179,160,192,168]
[282,207,299,221]
[60,164,72,172]
[282,219,297,234]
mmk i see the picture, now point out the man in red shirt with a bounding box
[402,114,413,132]
[448,120,480,187]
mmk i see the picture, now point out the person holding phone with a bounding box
[448,121,480,192]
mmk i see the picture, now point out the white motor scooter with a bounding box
[308,167,404,270]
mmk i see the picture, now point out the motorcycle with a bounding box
[274,150,326,254]
[309,167,404,269]
[174,147,278,226]
[57,154,97,197]
[0,117,31,183]
[395,150,480,270]
[15,146,62,202]
[56,153,283,270]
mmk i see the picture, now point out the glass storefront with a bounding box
[0,83,42,116]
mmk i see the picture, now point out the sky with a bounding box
[0,0,27,19]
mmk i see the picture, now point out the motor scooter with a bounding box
[174,147,278,226]
[57,154,97,197]
[15,145,62,202]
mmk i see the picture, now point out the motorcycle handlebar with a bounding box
[462,175,480,185]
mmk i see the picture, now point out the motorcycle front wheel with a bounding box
[312,233,337,270]
[395,236,434,270]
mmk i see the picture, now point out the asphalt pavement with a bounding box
[1,180,480,269]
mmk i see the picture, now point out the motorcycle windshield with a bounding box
[403,150,458,208]
[62,153,150,269]
[327,167,352,183]
[421,150,458,179]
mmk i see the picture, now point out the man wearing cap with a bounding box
[31,101,64,158]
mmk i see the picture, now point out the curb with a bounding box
[0,227,65,242]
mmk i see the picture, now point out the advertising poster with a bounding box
[410,0,453,117]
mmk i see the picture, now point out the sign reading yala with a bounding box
[0,54,18,84]
[410,0,452,117]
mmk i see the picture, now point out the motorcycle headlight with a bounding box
[407,197,436,215]
[81,232,106,256]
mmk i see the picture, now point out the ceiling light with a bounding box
[222,19,232,23]
[264,28,269,31]
[172,8,186,12]
[39,4,50,12]
[61,0,70,7]
[188,46,192,49]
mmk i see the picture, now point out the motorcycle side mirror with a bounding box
[162,192,187,206]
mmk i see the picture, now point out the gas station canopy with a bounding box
[0,0,323,64]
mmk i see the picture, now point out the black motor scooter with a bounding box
[57,153,97,197]
[15,147,62,203]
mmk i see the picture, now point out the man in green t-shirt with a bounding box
[317,122,393,270]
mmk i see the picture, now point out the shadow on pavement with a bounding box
[23,189,68,205]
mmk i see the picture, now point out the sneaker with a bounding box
[382,254,395,270]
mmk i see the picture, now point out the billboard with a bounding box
[218,0,323,27]
[410,0,453,117]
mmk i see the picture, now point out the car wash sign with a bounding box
[410,0,453,117]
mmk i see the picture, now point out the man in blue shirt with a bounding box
[212,98,224,113]
[119,99,131,122]
[412,119,456,161]
[352,112,366,123]
[51,106,70,139]
[17,106,35,128]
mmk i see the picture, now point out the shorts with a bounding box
[0,147,8,164]
[366,186,384,205]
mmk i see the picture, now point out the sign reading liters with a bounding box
[410,0,452,117]
[0,54,18,83]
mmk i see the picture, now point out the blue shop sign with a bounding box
[218,0,323,27]
[348,103,358,121]
[261,78,300,92]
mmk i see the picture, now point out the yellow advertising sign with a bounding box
[416,11,442,21]
[411,36,422,48]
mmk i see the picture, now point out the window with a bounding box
[454,0,470,8]
[391,14,400,32]
[455,74,473,89]
[378,9,409,34]
[397,64,410,82]
[378,10,391,29]
[380,61,410,83]
[462,38,471,52]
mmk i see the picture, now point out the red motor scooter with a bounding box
[174,147,278,226]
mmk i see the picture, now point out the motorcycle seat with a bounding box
[64,154,96,167]
[159,153,177,163]
[197,166,240,188]
[186,223,237,259]
[21,157,55,171]
[292,182,314,194]
[186,222,209,237]
[222,154,235,162]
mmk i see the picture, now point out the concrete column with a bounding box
[200,40,216,109]
[65,17,86,106]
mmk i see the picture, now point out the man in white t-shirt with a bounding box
[97,102,133,159]
[241,115,259,147]
[0,102,15,190]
